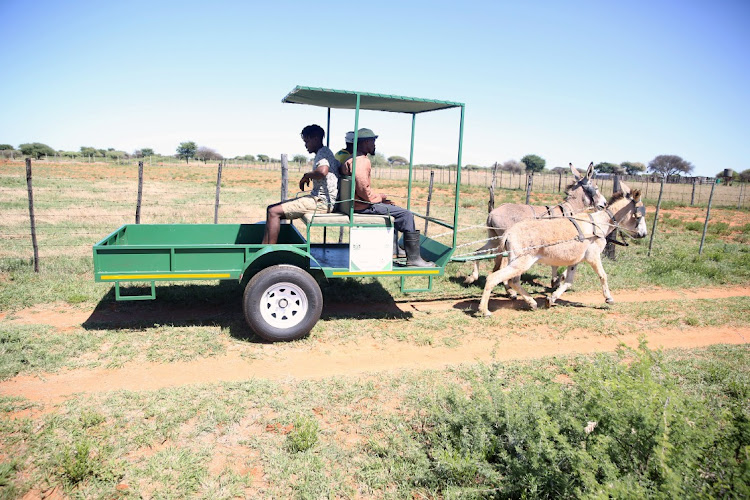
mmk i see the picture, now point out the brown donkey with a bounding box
[464,163,607,292]
[477,186,647,316]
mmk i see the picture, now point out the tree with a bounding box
[739,169,750,182]
[141,148,154,157]
[176,141,197,164]
[370,153,387,167]
[501,159,526,174]
[594,162,624,174]
[292,154,308,164]
[0,144,13,150]
[521,154,546,173]
[621,161,646,175]
[80,146,99,157]
[551,166,567,174]
[388,155,408,166]
[257,154,269,162]
[19,142,56,159]
[236,154,256,162]
[195,146,223,163]
[648,154,694,177]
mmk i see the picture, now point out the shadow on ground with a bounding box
[82,279,411,341]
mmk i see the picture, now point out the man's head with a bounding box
[356,128,377,155]
[300,124,325,153]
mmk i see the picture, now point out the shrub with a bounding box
[404,342,749,498]
[286,416,319,453]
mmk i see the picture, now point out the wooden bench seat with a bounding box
[301,212,393,226]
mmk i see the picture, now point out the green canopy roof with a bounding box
[282,86,463,114]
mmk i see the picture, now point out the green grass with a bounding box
[1,344,746,498]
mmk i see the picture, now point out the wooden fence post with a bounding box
[738,182,745,210]
[699,181,716,256]
[214,161,223,224]
[525,173,533,204]
[690,178,697,206]
[424,170,435,235]
[604,175,621,260]
[135,161,144,224]
[647,177,665,257]
[488,162,498,212]
[280,154,288,201]
[25,158,40,272]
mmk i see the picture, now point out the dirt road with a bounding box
[1,286,748,406]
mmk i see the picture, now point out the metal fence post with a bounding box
[25,158,40,272]
[699,181,716,255]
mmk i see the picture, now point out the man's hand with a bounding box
[381,195,395,205]
[299,174,310,191]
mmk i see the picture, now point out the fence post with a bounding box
[280,154,288,201]
[488,162,498,212]
[647,177,665,257]
[25,158,40,272]
[604,175,621,260]
[135,161,144,224]
[558,172,562,193]
[699,181,716,256]
[214,161,223,224]
[738,182,744,210]
[424,170,435,235]
[525,173,533,204]
[690,178,697,206]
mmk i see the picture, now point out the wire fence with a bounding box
[1,158,746,269]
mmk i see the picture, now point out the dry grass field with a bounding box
[1,159,748,498]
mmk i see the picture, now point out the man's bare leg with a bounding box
[262,204,286,244]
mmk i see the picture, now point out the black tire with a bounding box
[243,264,323,342]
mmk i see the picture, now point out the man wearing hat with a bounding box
[334,131,354,165]
[342,128,434,267]
[262,124,340,245]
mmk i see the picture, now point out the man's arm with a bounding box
[299,160,330,190]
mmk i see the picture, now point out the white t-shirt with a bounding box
[310,146,340,206]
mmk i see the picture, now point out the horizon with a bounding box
[1,1,748,178]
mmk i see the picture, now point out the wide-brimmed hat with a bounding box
[344,131,355,143]
[356,128,378,140]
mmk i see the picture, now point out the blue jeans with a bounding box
[357,203,416,233]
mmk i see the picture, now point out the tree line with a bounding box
[2,142,747,181]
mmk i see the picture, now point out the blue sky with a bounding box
[1,0,748,177]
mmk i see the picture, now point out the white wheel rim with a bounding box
[258,281,309,330]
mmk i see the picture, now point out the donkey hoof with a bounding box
[605,298,615,305]
[545,296,555,308]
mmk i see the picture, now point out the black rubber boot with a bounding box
[404,231,435,267]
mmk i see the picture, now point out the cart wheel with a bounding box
[243,265,323,342]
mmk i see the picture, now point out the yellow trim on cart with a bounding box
[101,273,231,280]
[332,269,440,276]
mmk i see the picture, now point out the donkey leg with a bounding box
[586,254,614,304]
[492,254,517,299]
[551,266,566,288]
[546,265,578,307]
[464,260,481,285]
[477,262,527,317]
[508,276,537,310]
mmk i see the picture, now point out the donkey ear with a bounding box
[569,163,582,179]
[586,162,594,179]
[632,189,642,202]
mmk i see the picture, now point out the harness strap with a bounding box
[588,213,599,237]
[561,203,572,217]
[567,217,585,242]
[529,205,538,218]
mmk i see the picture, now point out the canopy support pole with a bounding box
[452,105,465,250]
[407,113,416,211]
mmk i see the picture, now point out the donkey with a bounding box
[464,163,607,292]
[477,185,647,316]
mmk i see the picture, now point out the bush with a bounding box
[400,342,749,498]
[286,416,319,453]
